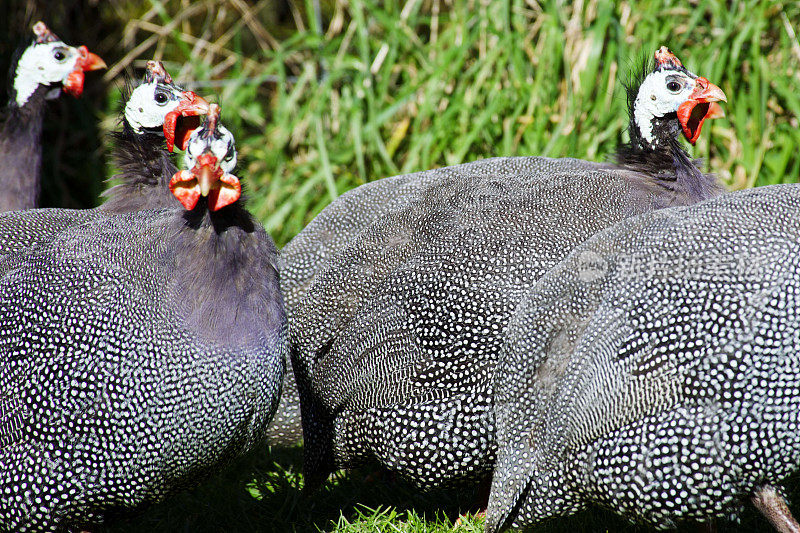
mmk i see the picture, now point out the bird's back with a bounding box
[292,157,693,488]
[272,156,608,448]
[488,183,800,531]
[0,206,104,259]
[280,156,607,311]
[0,208,284,531]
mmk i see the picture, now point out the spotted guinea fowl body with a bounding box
[292,160,719,490]
[487,184,800,532]
[271,156,606,447]
[0,106,285,532]
[290,48,726,489]
[0,205,285,531]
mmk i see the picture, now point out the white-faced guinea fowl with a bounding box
[487,184,800,533]
[0,21,105,212]
[101,60,211,213]
[0,103,286,531]
[287,47,727,492]
[0,60,210,257]
[273,47,727,450]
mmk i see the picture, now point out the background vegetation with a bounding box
[4,0,800,531]
[6,0,800,244]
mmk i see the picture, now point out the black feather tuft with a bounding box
[622,52,653,126]
[100,121,179,214]
[621,52,653,151]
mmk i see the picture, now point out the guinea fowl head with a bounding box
[169,104,241,212]
[11,21,105,107]
[628,46,726,149]
[124,61,211,152]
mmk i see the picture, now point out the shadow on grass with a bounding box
[102,445,482,532]
[103,445,800,533]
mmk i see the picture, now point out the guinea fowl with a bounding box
[0,21,105,212]
[0,104,286,531]
[272,47,727,449]
[0,60,210,256]
[279,48,725,311]
[288,47,727,491]
[101,60,210,213]
[487,184,800,533]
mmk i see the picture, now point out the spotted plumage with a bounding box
[487,184,800,532]
[274,158,608,448]
[287,47,726,490]
[0,106,286,531]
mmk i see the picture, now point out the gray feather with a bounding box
[288,156,719,490]
[489,184,800,530]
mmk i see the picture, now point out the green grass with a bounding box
[103,444,800,532]
[102,446,487,532]
[93,0,800,246]
[11,0,800,531]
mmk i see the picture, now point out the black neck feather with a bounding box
[168,198,285,350]
[614,114,721,205]
[100,121,180,214]
[612,61,721,205]
[0,84,48,211]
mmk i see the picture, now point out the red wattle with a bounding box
[169,171,201,210]
[63,70,85,98]
[677,100,706,145]
[164,111,178,152]
[207,174,242,211]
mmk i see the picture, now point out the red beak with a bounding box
[62,46,106,98]
[76,46,107,72]
[164,92,212,152]
[705,102,725,120]
[676,77,727,144]
[169,152,241,211]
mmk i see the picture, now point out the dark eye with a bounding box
[666,80,682,93]
[154,92,169,105]
[53,50,66,61]
[224,151,234,162]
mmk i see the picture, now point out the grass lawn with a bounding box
[103,444,800,532]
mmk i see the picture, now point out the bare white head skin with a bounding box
[633,68,701,146]
[124,80,192,133]
[184,123,237,173]
[14,41,83,106]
